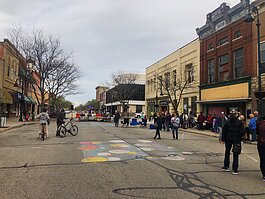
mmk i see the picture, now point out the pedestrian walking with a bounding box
[154,113,162,139]
[188,111,195,128]
[256,116,265,181]
[114,110,121,127]
[161,112,166,131]
[221,112,245,175]
[171,113,180,140]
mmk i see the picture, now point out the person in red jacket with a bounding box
[197,112,205,131]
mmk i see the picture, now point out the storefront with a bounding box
[198,77,251,118]
[0,89,13,116]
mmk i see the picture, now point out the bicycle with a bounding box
[40,123,47,141]
[58,118,78,137]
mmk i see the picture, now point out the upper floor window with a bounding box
[234,30,241,39]
[260,42,265,73]
[208,43,214,50]
[208,59,215,83]
[219,54,229,66]
[164,72,170,89]
[218,37,228,46]
[173,70,177,87]
[186,64,194,83]
[234,48,244,78]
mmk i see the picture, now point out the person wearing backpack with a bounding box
[171,113,180,140]
[256,116,265,181]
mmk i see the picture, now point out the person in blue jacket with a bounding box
[248,111,259,141]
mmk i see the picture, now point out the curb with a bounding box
[0,122,36,133]
[179,128,219,138]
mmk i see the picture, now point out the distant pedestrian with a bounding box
[171,113,180,140]
[188,111,195,128]
[154,113,162,139]
[165,112,171,131]
[161,112,166,131]
[197,112,205,131]
[249,111,259,141]
[221,112,245,175]
[114,110,121,127]
[256,116,265,181]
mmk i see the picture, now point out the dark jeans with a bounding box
[172,126,179,139]
[56,122,63,136]
[224,142,239,172]
[154,128,161,139]
[198,122,204,131]
[114,121,119,127]
[257,142,265,177]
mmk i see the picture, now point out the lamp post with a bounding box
[14,75,24,121]
[244,5,265,116]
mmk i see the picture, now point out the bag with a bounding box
[154,123,158,128]
[232,143,241,154]
[173,122,179,128]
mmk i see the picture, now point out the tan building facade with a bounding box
[145,38,200,117]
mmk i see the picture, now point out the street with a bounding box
[0,121,264,199]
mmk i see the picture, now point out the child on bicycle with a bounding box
[37,108,50,138]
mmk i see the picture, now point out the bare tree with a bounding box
[155,72,194,114]
[107,71,140,116]
[7,27,81,111]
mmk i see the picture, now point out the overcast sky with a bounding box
[0,0,241,106]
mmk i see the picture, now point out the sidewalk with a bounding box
[0,117,36,133]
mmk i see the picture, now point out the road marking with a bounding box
[247,155,258,162]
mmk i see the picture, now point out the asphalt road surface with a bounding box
[0,120,264,199]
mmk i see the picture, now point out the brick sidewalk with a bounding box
[0,117,36,133]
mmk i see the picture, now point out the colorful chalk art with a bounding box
[79,139,185,163]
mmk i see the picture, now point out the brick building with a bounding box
[196,0,255,118]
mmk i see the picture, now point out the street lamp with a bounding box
[244,5,265,116]
[14,76,24,121]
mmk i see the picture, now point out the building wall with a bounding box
[145,38,200,116]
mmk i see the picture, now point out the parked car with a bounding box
[135,112,145,118]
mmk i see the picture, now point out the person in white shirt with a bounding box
[171,113,180,140]
[37,108,50,138]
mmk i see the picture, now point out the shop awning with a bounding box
[0,89,13,104]
[27,96,37,104]
[196,98,251,104]
[23,95,31,104]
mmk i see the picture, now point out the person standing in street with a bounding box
[257,116,265,181]
[114,110,121,127]
[154,113,162,139]
[221,112,245,175]
[171,113,180,140]
[165,112,171,131]
[56,108,65,137]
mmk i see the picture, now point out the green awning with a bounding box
[0,89,13,104]
[27,96,37,104]
[23,95,31,104]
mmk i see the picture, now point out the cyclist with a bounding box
[37,108,50,138]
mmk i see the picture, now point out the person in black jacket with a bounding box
[56,108,65,136]
[154,113,162,139]
[256,115,265,181]
[221,112,245,175]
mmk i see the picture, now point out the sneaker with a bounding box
[221,167,229,172]
[232,171,239,175]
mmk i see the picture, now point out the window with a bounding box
[183,98,189,113]
[208,43,214,50]
[219,54,229,66]
[260,42,265,73]
[136,105,142,113]
[218,37,228,46]
[208,59,215,83]
[164,72,170,89]
[234,48,244,78]
[220,71,229,81]
[173,70,176,87]
[234,30,241,39]
[186,64,194,83]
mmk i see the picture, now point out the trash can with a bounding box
[0,117,6,127]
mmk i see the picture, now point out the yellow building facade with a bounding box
[145,38,200,117]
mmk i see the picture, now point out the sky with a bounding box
[0,0,241,106]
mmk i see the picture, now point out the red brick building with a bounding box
[196,0,255,117]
